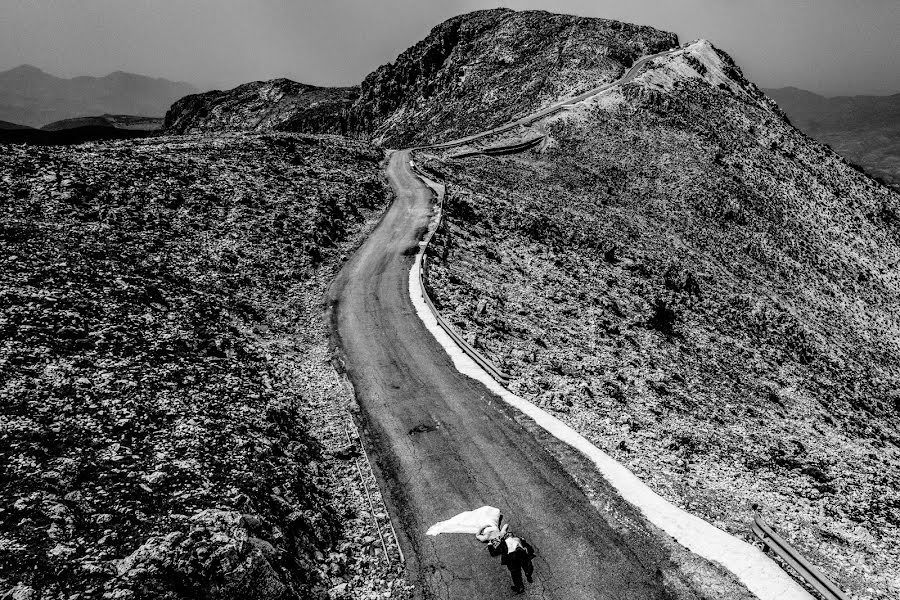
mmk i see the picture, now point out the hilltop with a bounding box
[161,9,677,146]
[349,8,677,146]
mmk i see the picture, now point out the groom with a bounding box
[486,528,536,594]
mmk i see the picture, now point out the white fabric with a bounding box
[476,522,508,543]
[505,537,522,553]
[426,505,501,536]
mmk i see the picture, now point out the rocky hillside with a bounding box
[349,8,678,146]
[418,40,899,599]
[0,133,410,599]
[164,80,357,135]
[764,86,900,191]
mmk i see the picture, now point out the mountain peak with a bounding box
[349,9,679,145]
[2,64,50,77]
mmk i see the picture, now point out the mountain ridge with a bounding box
[162,9,679,144]
[348,8,679,146]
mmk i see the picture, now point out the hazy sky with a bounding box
[2,0,899,96]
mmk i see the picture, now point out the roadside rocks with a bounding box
[113,510,288,600]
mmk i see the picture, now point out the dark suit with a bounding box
[489,537,535,590]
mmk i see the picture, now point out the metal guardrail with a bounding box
[450,134,546,159]
[420,256,511,385]
[409,163,512,386]
[751,515,849,600]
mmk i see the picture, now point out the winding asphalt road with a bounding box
[328,50,682,599]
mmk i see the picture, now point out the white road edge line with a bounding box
[407,168,813,600]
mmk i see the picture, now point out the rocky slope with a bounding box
[764,86,900,191]
[348,8,677,146]
[164,80,357,135]
[417,40,899,599]
[0,133,410,599]
[0,65,196,128]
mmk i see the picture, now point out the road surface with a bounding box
[328,49,685,598]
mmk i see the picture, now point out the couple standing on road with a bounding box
[477,520,537,594]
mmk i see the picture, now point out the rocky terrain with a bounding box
[42,115,163,132]
[348,8,677,147]
[164,80,357,136]
[0,133,411,599]
[418,40,900,599]
[764,87,900,191]
[0,65,196,128]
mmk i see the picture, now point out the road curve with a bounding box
[327,50,684,598]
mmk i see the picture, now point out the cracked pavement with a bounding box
[327,150,682,598]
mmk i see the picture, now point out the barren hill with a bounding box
[162,9,676,144]
[164,79,357,135]
[416,39,899,599]
[348,8,677,146]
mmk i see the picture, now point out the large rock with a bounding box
[113,510,288,599]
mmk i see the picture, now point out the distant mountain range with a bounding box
[0,119,33,130]
[0,64,197,127]
[764,86,900,189]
